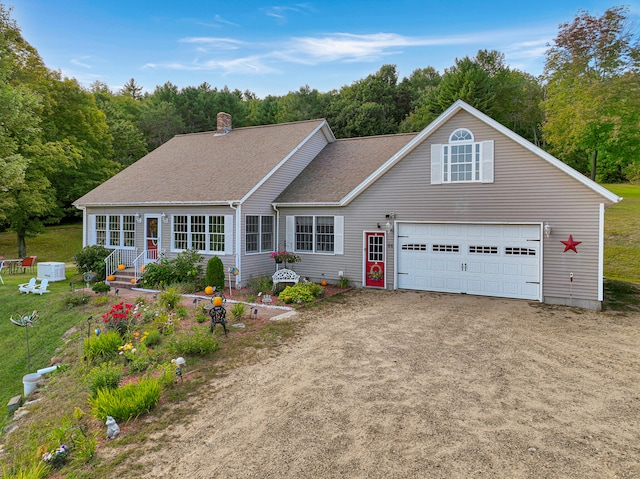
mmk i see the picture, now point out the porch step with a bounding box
[108,268,140,289]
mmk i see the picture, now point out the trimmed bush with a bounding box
[206,256,225,291]
[89,377,162,422]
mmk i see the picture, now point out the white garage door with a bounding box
[397,223,540,300]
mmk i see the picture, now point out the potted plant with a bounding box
[270,250,301,267]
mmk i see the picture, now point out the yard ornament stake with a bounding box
[10,310,38,371]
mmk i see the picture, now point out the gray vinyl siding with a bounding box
[280,110,612,306]
[239,129,331,284]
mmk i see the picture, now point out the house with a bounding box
[74,101,622,310]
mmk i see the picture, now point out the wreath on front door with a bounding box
[368,263,383,281]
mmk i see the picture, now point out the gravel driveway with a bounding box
[113,289,640,479]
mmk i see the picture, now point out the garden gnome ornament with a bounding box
[105,416,120,439]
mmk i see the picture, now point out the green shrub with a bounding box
[89,377,162,422]
[230,302,246,319]
[74,245,110,280]
[247,275,273,295]
[139,249,203,289]
[168,327,219,355]
[63,292,90,309]
[337,276,350,288]
[143,329,162,347]
[158,287,182,311]
[278,282,324,303]
[206,256,225,291]
[84,331,122,362]
[85,362,123,397]
[91,282,111,294]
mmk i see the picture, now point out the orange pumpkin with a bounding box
[205,286,214,295]
[117,264,125,270]
[213,296,223,307]
[107,275,115,282]
[130,278,136,284]
[140,265,145,272]
[321,279,327,286]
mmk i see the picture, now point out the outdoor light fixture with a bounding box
[161,213,168,223]
[135,213,142,223]
[544,223,552,238]
[385,221,393,234]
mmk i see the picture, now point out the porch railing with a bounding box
[132,249,162,282]
[105,248,139,279]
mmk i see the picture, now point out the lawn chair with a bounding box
[18,278,37,293]
[31,279,50,295]
[0,260,4,285]
[19,256,37,274]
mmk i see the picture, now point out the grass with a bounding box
[0,223,83,264]
[603,184,640,283]
[0,185,638,476]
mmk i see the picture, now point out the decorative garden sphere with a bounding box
[213,296,223,307]
[205,286,214,295]
[117,264,125,270]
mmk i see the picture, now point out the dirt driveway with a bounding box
[122,289,640,479]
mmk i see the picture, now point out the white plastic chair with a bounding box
[18,278,37,293]
[32,279,50,295]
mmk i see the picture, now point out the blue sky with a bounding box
[9,1,639,98]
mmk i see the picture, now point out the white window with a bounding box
[431,129,494,184]
[245,215,274,253]
[93,214,136,248]
[171,214,233,254]
[285,216,344,254]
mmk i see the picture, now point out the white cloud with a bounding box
[70,56,93,69]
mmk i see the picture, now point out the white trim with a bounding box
[598,203,605,302]
[393,221,542,302]
[339,100,621,206]
[239,121,335,204]
[362,231,387,289]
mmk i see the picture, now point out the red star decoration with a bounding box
[561,235,582,253]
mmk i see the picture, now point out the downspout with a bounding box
[272,203,280,250]
[229,201,241,288]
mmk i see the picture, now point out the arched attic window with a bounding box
[430,128,494,184]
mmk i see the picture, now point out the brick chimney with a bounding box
[217,112,232,134]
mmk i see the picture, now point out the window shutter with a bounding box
[88,215,96,244]
[334,216,344,255]
[224,215,233,254]
[481,140,494,183]
[285,216,295,251]
[430,144,442,184]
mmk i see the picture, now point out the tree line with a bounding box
[1,4,638,256]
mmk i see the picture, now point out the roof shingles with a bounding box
[74,120,326,206]
[275,133,418,204]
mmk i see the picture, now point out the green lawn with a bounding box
[603,184,640,283]
[0,187,637,413]
[0,223,83,264]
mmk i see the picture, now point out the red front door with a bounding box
[365,232,385,288]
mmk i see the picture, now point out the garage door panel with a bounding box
[397,223,540,301]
